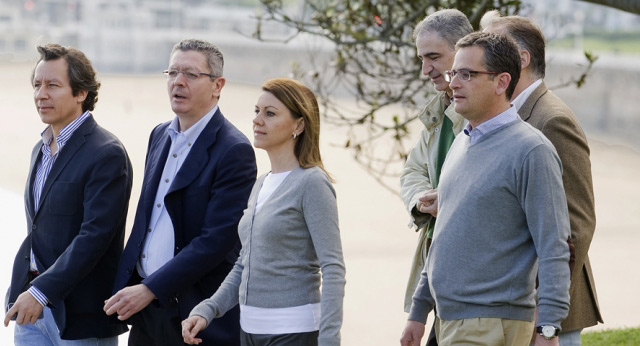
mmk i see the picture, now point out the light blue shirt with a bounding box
[463,105,519,144]
[29,111,91,307]
[138,106,218,278]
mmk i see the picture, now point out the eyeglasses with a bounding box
[444,69,498,82]
[163,69,217,81]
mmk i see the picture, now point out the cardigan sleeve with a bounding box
[302,169,346,346]
[189,248,244,325]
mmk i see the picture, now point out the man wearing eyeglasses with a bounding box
[104,39,256,346]
[481,13,602,346]
[401,32,571,346]
[399,9,472,346]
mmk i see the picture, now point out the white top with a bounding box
[254,170,291,214]
[240,303,321,334]
[243,169,321,334]
[512,78,543,111]
[138,106,218,277]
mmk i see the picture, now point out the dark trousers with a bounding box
[426,319,438,346]
[240,329,319,346]
[128,299,185,346]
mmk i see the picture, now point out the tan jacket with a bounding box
[400,92,465,312]
[520,82,603,331]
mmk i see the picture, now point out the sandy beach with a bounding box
[1,62,639,344]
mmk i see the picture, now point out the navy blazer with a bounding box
[113,108,256,345]
[5,115,133,339]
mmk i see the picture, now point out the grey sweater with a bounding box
[190,166,346,345]
[408,118,571,329]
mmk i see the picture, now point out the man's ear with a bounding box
[76,90,88,104]
[495,72,512,97]
[520,50,531,70]
[212,77,226,99]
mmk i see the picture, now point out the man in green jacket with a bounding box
[399,9,472,346]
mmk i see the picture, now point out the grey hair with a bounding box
[413,9,473,49]
[171,39,224,78]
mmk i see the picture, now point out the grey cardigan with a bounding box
[190,166,346,346]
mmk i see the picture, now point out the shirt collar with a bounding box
[463,106,519,144]
[512,78,542,111]
[40,111,91,148]
[168,105,218,144]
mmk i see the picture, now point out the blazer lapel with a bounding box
[167,109,223,195]
[142,127,172,223]
[518,81,548,122]
[34,117,96,220]
[24,144,42,221]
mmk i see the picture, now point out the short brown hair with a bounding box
[483,14,546,79]
[33,44,100,112]
[456,32,521,100]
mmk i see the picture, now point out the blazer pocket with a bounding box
[48,182,80,215]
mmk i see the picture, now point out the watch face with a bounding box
[542,325,556,338]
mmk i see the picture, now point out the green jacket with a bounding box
[400,91,465,312]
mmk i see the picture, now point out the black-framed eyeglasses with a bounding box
[444,69,498,82]
[163,69,217,81]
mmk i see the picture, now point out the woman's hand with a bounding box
[181,315,208,345]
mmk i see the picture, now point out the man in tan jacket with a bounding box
[482,12,603,345]
[400,9,472,345]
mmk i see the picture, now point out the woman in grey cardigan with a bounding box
[181,78,346,346]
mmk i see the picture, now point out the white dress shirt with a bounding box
[512,78,542,111]
[138,106,218,278]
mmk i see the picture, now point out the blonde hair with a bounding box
[261,78,332,181]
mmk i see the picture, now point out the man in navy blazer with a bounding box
[104,39,256,345]
[4,44,132,345]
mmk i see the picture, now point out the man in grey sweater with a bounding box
[400,32,571,346]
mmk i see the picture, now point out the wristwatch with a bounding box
[536,325,560,339]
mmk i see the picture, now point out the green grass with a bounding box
[548,31,640,54]
[582,327,640,345]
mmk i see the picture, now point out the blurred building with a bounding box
[0,0,293,73]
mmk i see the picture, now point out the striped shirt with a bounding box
[28,111,91,307]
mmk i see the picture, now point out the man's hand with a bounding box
[400,320,426,346]
[417,189,438,217]
[104,284,155,321]
[533,334,560,346]
[4,291,44,327]
[182,315,208,345]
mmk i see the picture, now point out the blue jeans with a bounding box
[14,307,118,346]
[559,328,583,346]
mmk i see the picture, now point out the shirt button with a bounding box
[187,143,192,147]
[435,128,439,133]
[172,153,177,158]
[141,254,146,258]
[165,179,170,183]
[157,204,161,208]
[147,228,152,233]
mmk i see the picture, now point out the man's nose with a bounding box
[34,86,47,99]
[172,72,188,86]
[422,61,433,76]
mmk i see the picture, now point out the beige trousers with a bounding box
[435,317,534,346]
